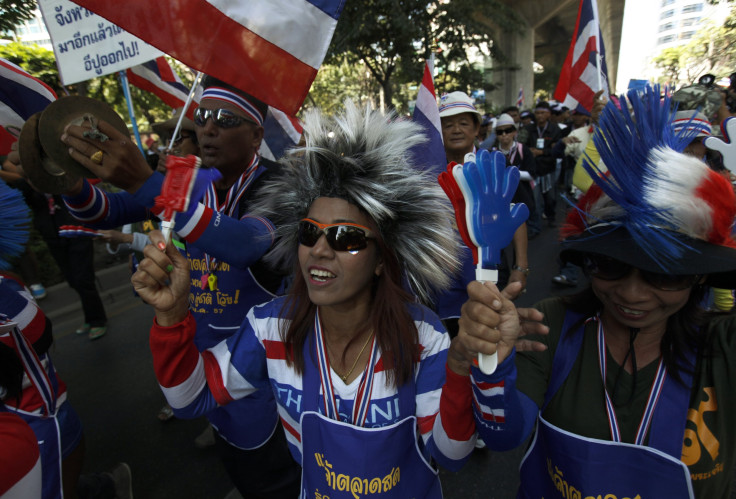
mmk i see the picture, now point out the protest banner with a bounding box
[38,0,162,85]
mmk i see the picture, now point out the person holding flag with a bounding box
[59,75,300,497]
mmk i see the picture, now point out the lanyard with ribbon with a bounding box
[313,309,378,427]
[0,314,57,417]
[199,155,260,291]
[596,320,667,445]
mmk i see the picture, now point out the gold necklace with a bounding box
[326,331,374,383]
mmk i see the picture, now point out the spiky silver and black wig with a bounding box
[250,100,460,302]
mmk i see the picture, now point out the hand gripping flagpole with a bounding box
[438,149,529,374]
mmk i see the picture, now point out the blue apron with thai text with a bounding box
[518,311,695,498]
[300,332,442,499]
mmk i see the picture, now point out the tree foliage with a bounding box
[0,42,190,133]
[653,6,736,87]
[0,0,36,33]
[327,0,522,110]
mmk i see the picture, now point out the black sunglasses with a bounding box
[298,218,374,252]
[496,127,516,135]
[582,254,701,291]
[193,108,250,129]
[172,132,197,145]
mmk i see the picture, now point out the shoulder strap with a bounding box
[542,309,587,410]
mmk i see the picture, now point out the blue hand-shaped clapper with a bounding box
[460,149,529,374]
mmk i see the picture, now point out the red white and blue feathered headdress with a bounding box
[560,85,736,287]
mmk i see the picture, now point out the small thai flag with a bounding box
[411,60,446,176]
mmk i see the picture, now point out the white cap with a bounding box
[494,113,516,130]
[438,91,482,119]
[673,110,712,139]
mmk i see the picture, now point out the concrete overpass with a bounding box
[486,0,625,109]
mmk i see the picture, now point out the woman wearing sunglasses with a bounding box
[491,113,536,235]
[456,86,736,498]
[131,102,490,497]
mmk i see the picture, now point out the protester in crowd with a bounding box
[0,179,130,499]
[523,101,565,229]
[436,92,530,338]
[59,76,299,497]
[520,109,533,126]
[552,90,609,288]
[477,115,495,150]
[491,113,536,237]
[3,150,108,340]
[455,85,736,497]
[1,146,47,300]
[672,109,735,313]
[501,105,521,124]
[152,107,200,174]
[133,101,479,497]
[0,412,42,498]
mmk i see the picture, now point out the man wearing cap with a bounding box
[520,109,533,126]
[523,101,564,228]
[59,75,300,497]
[435,92,530,338]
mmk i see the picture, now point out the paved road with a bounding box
[42,206,583,498]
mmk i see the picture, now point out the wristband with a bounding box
[512,265,530,276]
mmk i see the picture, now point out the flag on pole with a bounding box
[126,57,197,117]
[0,58,57,155]
[516,87,524,109]
[0,58,57,130]
[553,0,610,114]
[411,60,446,177]
[259,107,303,161]
[72,0,346,116]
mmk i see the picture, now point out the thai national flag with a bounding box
[0,58,57,131]
[411,60,446,177]
[0,58,57,155]
[72,0,346,116]
[553,0,610,114]
[126,57,196,117]
[259,107,302,161]
[516,87,524,109]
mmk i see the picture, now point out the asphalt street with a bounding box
[41,203,584,499]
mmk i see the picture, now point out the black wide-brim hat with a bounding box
[560,225,736,289]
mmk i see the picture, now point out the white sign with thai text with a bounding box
[38,0,162,85]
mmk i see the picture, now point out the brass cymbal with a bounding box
[37,95,128,178]
[18,112,81,194]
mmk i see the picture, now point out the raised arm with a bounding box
[452,281,545,450]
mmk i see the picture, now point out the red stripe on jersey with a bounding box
[472,398,506,423]
[263,339,291,360]
[202,350,234,406]
[440,366,475,440]
[417,413,438,435]
[475,379,504,391]
[183,206,214,242]
[150,313,201,387]
[18,309,46,345]
[280,416,301,442]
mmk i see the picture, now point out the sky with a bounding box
[615,0,659,93]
